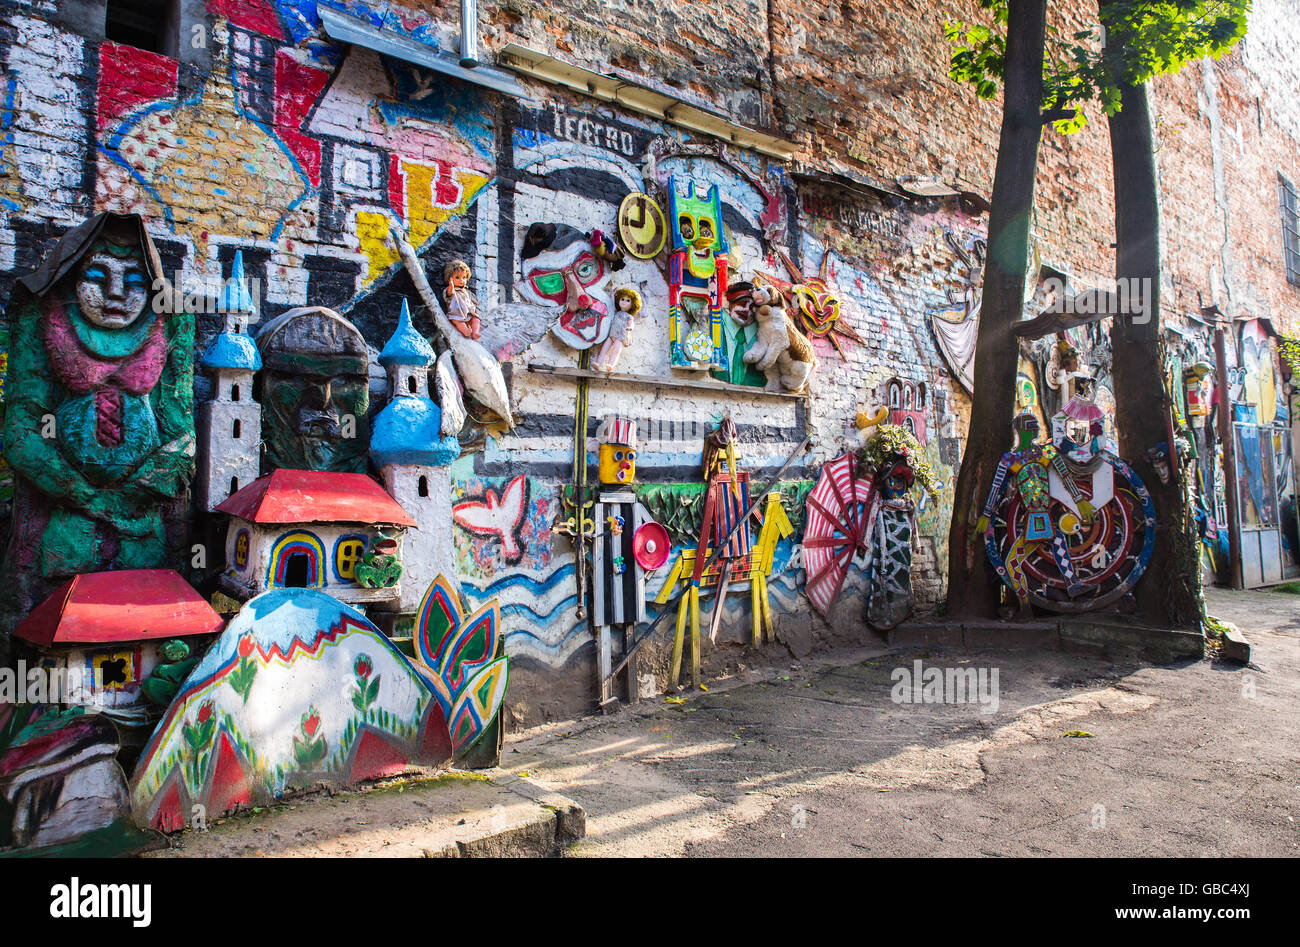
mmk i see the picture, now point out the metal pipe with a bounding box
[459,0,478,67]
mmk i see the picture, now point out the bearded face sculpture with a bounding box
[255,307,371,474]
[516,223,614,351]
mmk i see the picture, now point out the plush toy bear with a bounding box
[743,283,816,392]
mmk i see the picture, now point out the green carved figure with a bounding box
[141,639,200,706]
[354,536,402,588]
[0,214,195,637]
[255,307,370,473]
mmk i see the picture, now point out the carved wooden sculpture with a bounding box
[0,213,194,635]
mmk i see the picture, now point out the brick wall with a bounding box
[0,0,1297,725]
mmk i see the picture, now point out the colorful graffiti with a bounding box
[451,476,587,667]
[452,474,531,566]
[86,7,493,316]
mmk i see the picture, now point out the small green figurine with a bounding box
[141,639,200,706]
[354,536,403,589]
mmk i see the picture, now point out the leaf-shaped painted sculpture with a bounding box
[411,574,508,754]
[436,601,500,694]
[415,574,462,672]
[447,658,510,755]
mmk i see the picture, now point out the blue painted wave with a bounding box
[462,564,576,598]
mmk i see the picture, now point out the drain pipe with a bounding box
[459,0,479,67]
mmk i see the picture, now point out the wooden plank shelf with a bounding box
[525,362,808,401]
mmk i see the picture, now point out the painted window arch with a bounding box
[267,531,326,589]
[334,534,369,582]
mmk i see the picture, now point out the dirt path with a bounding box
[499,588,1299,856]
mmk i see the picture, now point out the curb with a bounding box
[421,773,587,858]
[887,617,1205,662]
[491,772,588,848]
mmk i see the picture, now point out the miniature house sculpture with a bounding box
[13,569,223,719]
[216,469,417,607]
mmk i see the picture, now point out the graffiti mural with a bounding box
[85,8,493,324]
[452,475,587,668]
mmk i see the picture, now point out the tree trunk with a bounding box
[945,0,1048,617]
[1107,77,1202,629]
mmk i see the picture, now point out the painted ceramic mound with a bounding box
[130,581,507,832]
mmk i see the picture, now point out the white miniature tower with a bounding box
[197,250,263,511]
[372,299,462,613]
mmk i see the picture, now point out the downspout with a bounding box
[459,0,478,67]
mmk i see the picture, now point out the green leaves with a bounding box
[944,0,1250,134]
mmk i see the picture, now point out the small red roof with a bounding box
[215,468,416,528]
[15,570,224,647]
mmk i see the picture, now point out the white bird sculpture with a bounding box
[390,231,515,429]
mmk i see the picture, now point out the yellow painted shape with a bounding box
[357,211,400,285]
[358,165,490,287]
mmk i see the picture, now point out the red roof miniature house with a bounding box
[13,570,223,717]
[215,469,416,607]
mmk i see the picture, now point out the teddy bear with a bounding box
[742,282,816,392]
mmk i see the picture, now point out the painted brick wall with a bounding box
[0,0,1297,726]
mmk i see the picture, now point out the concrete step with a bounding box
[887,616,1204,661]
[141,769,585,858]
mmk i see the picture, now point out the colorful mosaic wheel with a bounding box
[984,452,1156,613]
[683,326,713,363]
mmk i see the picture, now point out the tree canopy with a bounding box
[945,0,1250,132]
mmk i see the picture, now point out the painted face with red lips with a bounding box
[518,224,614,350]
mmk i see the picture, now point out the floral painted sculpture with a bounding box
[130,574,508,832]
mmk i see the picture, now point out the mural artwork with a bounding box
[131,578,508,832]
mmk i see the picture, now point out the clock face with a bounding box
[617,192,667,259]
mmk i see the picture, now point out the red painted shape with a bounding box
[433,159,460,207]
[13,570,225,647]
[216,469,417,528]
[208,0,285,39]
[274,50,329,186]
[418,702,453,764]
[388,154,406,219]
[97,42,178,133]
[348,728,411,783]
[204,731,256,815]
[151,778,186,833]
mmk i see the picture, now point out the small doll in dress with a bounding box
[443,259,481,339]
[594,287,641,373]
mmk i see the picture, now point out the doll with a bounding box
[443,259,481,339]
[593,287,641,372]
